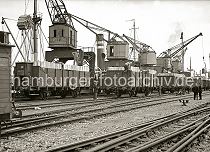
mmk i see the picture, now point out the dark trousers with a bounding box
[199,92,202,100]
[194,92,198,100]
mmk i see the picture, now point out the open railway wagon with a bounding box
[13,61,90,100]
[192,76,210,91]
[202,78,210,90]
[102,66,157,97]
[157,73,187,94]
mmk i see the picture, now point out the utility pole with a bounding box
[128,19,139,61]
[33,0,38,62]
[180,32,185,72]
[32,0,41,62]
[190,57,191,72]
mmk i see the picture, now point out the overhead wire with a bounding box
[39,25,45,61]
[39,25,49,61]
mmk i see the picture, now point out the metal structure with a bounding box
[126,19,139,61]
[45,0,98,90]
[123,34,152,54]
[70,14,125,42]
[1,18,27,62]
[33,0,42,62]
[70,14,128,70]
[45,0,77,63]
[123,34,156,66]
[2,0,42,63]
[158,32,203,72]
[158,33,202,58]
[180,32,185,72]
[45,0,74,26]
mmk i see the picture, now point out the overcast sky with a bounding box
[0,0,210,73]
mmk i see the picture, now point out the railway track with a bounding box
[19,92,198,119]
[166,119,210,152]
[1,94,172,131]
[18,94,160,118]
[16,93,162,111]
[43,103,210,152]
[1,93,209,137]
[16,96,115,110]
[14,93,176,119]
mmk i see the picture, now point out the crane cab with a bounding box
[49,24,77,48]
[107,41,129,60]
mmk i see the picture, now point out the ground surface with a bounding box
[1,93,210,152]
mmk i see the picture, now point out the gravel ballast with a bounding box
[1,94,210,152]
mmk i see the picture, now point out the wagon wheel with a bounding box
[145,89,151,97]
[61,92,67,99]
[40,92,47,100]
[133,90,138,97]
[105,90,110,95]
[170,89,175,94]
[12,109,22,118]
[129,90,133,97]
[72,90,78,98]
[116,90,121,98]
[60,90,67,98]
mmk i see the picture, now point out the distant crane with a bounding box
[45,0,74,27]
[123,34,154,60]
[70,14,126,42]
[45,0,96,90]
[45,0,127,71]
[158,32,203,72]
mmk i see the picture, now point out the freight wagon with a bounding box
[193,76,210,91]
[157,73,186,94]
[103,66,157,97]
[13,61,91,100]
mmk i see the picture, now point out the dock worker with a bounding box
[93,78,98,100]
[198,85,202,100]
[158,85,162,96]
[192,84,198,100]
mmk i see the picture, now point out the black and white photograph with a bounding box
[0,0,210,151]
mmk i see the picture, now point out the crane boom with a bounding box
[170,33,202,58]
[70,14,125,42]
[158,32,202,58]
[45,0,125,42]
[123,34,154,52]
[123,34,140,52]
[45,0,74,27]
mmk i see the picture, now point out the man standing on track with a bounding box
[93,78,98,100]
[192,84,198,100]
[198,85,202,100]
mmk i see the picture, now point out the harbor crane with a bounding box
[123,34,155,61]
[45,0,74,26]
[45,0,96,90]
[123,34,153,52]
[158,32,202,72]
[45,0,128,71]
